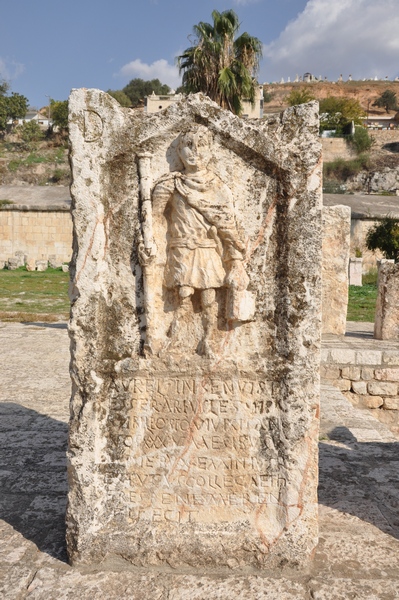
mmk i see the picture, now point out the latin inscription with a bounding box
[120,376,281,523]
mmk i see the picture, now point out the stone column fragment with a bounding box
[322,205,351,334]
[374,262,399,340]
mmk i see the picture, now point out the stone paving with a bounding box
[1,322,399,598]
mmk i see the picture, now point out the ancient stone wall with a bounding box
[0,207,72,267]
[67,91,322,569]
[321,350,399,435]
[321,138,355,162]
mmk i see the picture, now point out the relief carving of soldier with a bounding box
[139,125,254,357]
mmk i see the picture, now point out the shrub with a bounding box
[366,216,399,261]
[323,155,369,181]
[348,126,374,154]
[17,120,44,145]
[286,88,315,106]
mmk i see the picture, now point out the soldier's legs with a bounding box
[200,288,217,358]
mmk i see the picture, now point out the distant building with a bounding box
[145,86,264,119]
[8,110,52,128]
[363,115,398,129]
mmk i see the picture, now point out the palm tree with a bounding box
[177,9,262,116]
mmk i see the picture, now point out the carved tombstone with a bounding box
[67,91,322,569]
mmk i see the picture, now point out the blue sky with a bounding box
[1,0,399,108]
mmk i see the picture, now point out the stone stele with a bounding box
[67,90,322,570]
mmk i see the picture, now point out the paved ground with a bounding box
[323,193,399,219]
[0,186,70,210]
[1,322,399,599]
[1,186,399,219]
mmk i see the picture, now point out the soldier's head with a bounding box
[177,125,212,172]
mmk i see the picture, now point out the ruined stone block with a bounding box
[356,350,382,366]
[383,397,399,410]
[341,366,361,381]
[361,367,374,381]
[374,368,399,382]
[321,205,350,335]
[351,381,368,395]
[320,365,340,380]
[66,91,322,569]
[363,395,384,409]
[35,260,48,272]
[7,257,19,270]
[349,257,362,286]
[368,381,398,396]
[374,263,399,340]
[382,351,399,366]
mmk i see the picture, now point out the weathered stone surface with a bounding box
[363,395,384,409]
[351,381,368,395]
[341,366,360,381]
[320,365,340,380]
[35,260,48,272]
[7,257,19,270]
[356,350,382,366]
[335,379,351,392]
[383,351,399,366]
[329,349,356,364]
[368,381,398,396]
[26,258,36,271]
[67,91,322,569]
[383,397,399,410]
[49,254,62,269]
[361,367,375,381]
[349,257,362,286]
[374,368,399,382]
[321,205,350,335]
[374,263,399,340]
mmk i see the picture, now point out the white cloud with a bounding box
[118,58,181,88]
[262,0,399,82]
[233,0,261,5]
[0,58,25,82]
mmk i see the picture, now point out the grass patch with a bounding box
[8,152,50,172]
[0,267,70,321]
[347,282,378,322]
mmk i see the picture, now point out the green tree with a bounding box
[6,92,28,120]
[50,100,68,131]
[0,79,10,96]
[348,125,375,154]
[0,80,28,130]
[286,88,315,106]
[106,89,132,107]
[372,90,398,113]
[319,96,365,133]
[122,78,170,107]
[366,216,399,262]
[177,9,262,115]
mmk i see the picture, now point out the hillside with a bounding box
[1,80,399,189]
[0,138,70,187]
[263,80,399,117]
